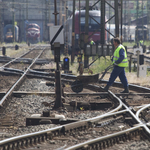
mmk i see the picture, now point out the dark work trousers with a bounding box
[107,66,128,88]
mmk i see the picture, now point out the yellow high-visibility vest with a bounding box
[113,45,128,67]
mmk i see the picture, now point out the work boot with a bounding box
[103,84,110,91]
[121,86,129,93]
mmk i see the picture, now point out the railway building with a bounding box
[0,0,67,43]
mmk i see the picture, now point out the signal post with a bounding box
[84,0,89,69]
[53,42,62,109]
[52,1,63,109]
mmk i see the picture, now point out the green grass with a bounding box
[123,41,150,47]
[69,55,149,77]
[88,56,112,74]
[122,42,136,47]
[69,55,113,75]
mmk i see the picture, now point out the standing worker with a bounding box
[90,38,95,61]
[103,37,129,93]
[139,40,143,46]
[90,38,95,45]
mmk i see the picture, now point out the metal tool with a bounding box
[98,65,114,81]
[71,65,113,93]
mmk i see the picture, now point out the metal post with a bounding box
[128,1,131,43]
[84,0,89,68]
[26,0,28,20]
[54,43,62,109]
[147,0,150,40]
[109,1,111,42]
[19,4,21,42]
[79,0,82,62]
[64,0,67,23]
[101,0,105,57]
[45,0,48,41]
[53,0,59,25]
[129,55,132,72]
[136,0,139,43]
[26,0,28,43]
[124,0,126,41]
[142,0,144,42]
[115,0,119,37]
[22,0,25,42]
[120,0,123,43]
[65,4,68,56]
[53,1,62,109]
[101,0,105,45]
[12,0,15,42]
[137,50,140,78]
[48,0,51,41]
[59,0,62,25]
[0,3,2,43]
[71,0,75,64]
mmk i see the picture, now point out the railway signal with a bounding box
[2,46,6,56]
[63,57,69,71]
[139,54,144,65]
[15,45,19,50]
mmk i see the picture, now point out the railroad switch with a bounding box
[69,101,112,111]
[124,117,135,126]
[26,115,78,126]
[43,110,51,117]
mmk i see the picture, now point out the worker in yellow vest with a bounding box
[90,38,95,45]
[139,40,143,46]
[103,37,129,93]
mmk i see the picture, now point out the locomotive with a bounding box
[64,9,107,55]
[135,25,148,42]
[4,24,19,43]
[26,23,40,44]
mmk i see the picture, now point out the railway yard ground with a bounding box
[0,43,150,150]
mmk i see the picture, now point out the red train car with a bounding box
[64,9,107,55]
[26,23,40,44]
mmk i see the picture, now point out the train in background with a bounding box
[26,23,40,44]
[108,24,149,42]
[135,25,148,42]
[64,9,107,55]
[4,24,19,43]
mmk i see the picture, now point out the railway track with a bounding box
[0,45,150,150]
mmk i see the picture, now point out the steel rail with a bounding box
[65,125,143,150]
[0,84,125,148]
[1,63,150,148]
[64,84,150,149]
[0,126,62,145]
[85,90,123,123]
[65,92,150,150]
[0,46,37,68]
[0,47,45,106]
[88,87,150,134]
[88,109,127,124]
[146,122,150,127]
[1,77,150,149]
[122,103,150,134]
[99,79,150,92]
[136,104,150,124]
[0,110,127,149]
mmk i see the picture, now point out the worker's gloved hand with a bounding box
[113,62,118,66]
